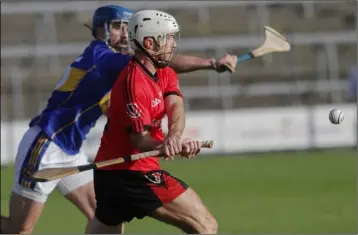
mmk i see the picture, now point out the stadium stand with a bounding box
[1,1,356,120]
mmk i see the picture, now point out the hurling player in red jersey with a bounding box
[90,10,217,234]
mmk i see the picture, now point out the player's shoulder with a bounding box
[157,66,178,84]
[91,40,115,56]
[69,41,97,70]
[112,61,148,98]
[92,40,132,64]
[91,39,109,50]
[127,59,148,76]
[117,59,147,83]
[159,66,177,76]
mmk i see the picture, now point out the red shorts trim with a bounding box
[144,170,188,204]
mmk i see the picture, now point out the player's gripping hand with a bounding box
[213,54,238,73]
[180,137,201,159]
[163,133,183,161]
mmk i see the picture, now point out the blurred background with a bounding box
[1,1,357,234]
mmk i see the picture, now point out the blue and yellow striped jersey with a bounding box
[29,40,131,155]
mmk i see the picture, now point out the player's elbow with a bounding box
[131,137,146,151]
[165,95,183,112]
[130,132,157,152]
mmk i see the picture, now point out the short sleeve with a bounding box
[120,76,152,133]
[162,68,182,98]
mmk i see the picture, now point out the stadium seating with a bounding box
[1,2,356,120]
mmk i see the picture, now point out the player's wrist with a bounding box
[209,58,217,70]
[167,128,183,138]
[167,131,181,139]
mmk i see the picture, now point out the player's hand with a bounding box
[180,138,201,159]
[163,133,183,161]
[213,54,237,73]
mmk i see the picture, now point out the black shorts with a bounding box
[93,169,189,226]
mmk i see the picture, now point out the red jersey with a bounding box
[94,57,182,171]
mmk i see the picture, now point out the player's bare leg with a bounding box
[89,218,125,234]
[2,192,44,234]
[63,181,96,233]
[149,188,218,234]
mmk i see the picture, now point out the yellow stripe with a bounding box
[99,92,111,114]
[29,134,47,165]
[60,65,96,99]
[35,65,96,127]
[21,134,48,188]
[29,135,47,166]
[21,180,31,188]
[57,67,88,92]
[51,102,100,139]
[28,136,43,166]
[32,138,49,167]
[48,64,102,139]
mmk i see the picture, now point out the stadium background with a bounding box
[1,1,357,233]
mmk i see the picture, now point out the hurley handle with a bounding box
[95,140,214,169]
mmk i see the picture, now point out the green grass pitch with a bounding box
[1,149,356,234]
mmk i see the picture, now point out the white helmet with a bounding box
[128,10,179,67]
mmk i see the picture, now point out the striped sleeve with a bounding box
[122,69,152,133]
[163,68,182,98]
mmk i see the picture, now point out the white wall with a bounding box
[1,104,356,165]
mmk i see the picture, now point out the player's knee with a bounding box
[84,210,95,234]
[204,216,218,234]
[85,206,95,221]
[183,213,217,234]
[85,196,96,221]
[201,215,218,234]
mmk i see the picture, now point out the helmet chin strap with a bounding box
[133,39,169,69]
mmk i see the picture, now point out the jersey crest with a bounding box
[126,103,142,118]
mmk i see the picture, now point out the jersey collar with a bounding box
[132,57,159,83]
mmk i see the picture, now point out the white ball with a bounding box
[329,109,344,125]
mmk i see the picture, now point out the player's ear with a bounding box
[143,37,155,50]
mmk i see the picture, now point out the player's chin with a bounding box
[113,40,129,49]
[160,51,174,61]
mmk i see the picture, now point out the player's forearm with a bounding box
[169,54,215,74]
[131,132,164,152]
[167,100,185,137]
